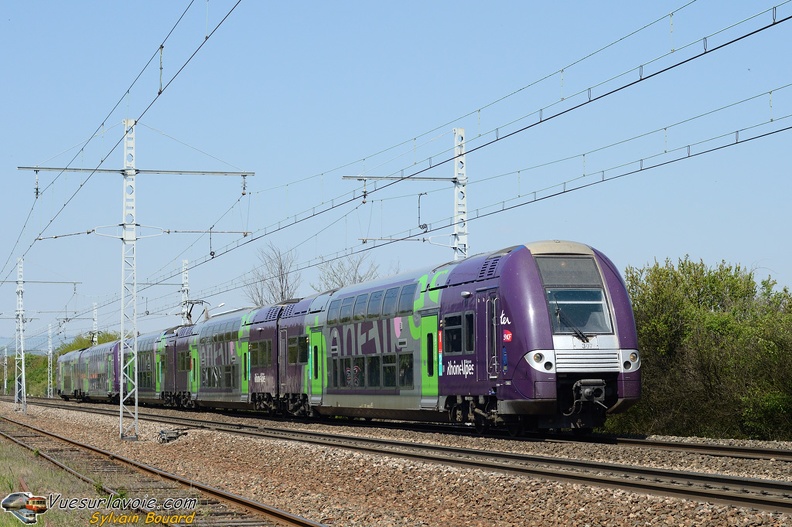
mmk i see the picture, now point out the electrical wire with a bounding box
[14,2,792,338]
[0,2,199,283]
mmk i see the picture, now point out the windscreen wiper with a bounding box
[555,307,589,343]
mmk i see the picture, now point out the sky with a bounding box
[0,1,790,351]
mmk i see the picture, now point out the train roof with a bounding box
[203,241,599,322]
[524,239,594,255]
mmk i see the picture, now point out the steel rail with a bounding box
[0,415,325,527]
[15,398,792,514]
[21,396,792,464]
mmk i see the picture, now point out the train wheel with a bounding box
[506,418,524,437]
[474,414,489,435]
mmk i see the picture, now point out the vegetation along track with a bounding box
[0,414,325,527]
[16,398,792,515]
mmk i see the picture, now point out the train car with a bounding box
[25,496,47,514]
[136,328,183,405]
[300,240,640,431]
[83,341,120,402]
[56,240,639,432]
[186,308,257,409]
[312,271,425,420]
[247,304,284,413]
[161,325,192,407]
[57,349,85,400]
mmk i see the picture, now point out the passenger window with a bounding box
[353,357,365,387]
[398,353,413,387]
[464,312,475,353]
[298,336,309,363]
[327,300,341,325]
[367,290,384,319]
[353,294,369,321]
[382,287,399,317]
[367,356,381,387]
[340,358,351,387]
[339,297,354,323]
[382,355,397,387]
[398,284,417,315]
[444,314,463,354]
[288,336,299,364]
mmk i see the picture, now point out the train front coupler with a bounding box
[563,379,608,416]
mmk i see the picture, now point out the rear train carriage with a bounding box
[84,341,120,402]
[57,349,85,400]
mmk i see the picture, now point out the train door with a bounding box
[238,323,250,403]
[420,313,439,410]
[309,327,324,406]
[189,336,200,396]
[487,292,500,378]
[477,291,500,381]
[106,355,113,393]
[278,329,288,397]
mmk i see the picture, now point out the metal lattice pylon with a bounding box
[451,128,468,260]
[47,324,53,398]
[119,119,139,440]
[15,258,26,413]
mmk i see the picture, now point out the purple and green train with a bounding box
[57,240,640,432]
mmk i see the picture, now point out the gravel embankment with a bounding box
[2,402,791,527]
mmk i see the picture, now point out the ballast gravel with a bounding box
[2,402,790,527]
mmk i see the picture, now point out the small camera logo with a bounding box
[1,492,48,525]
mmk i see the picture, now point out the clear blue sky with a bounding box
[1,1,790,350]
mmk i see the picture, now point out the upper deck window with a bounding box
[397,284,417,315]
[536,256,612,335]
[353,294,369,321]
[382,287,400,317]
[367,290,384,319]
[327,300,341,325]
[339,297,355,323]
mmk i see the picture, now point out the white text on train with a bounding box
[445,359,474,378]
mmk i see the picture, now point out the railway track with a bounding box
[10,398,792,514]
[16,396,792,463]
[0,414,325,527]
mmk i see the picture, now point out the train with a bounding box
[57,240,641,433]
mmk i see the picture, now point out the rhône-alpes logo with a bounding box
[1,492,48,524]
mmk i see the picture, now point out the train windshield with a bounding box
[536,256,613,336]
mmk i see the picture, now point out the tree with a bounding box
[311,253,379,292]
[244,242,302,305]
[606,256,792,440]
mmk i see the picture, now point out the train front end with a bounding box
[498,240,640,430]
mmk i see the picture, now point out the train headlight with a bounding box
[544,362,553,371]
[623,361,632,370]
[533,353,543,363]
[629,352,639,363]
